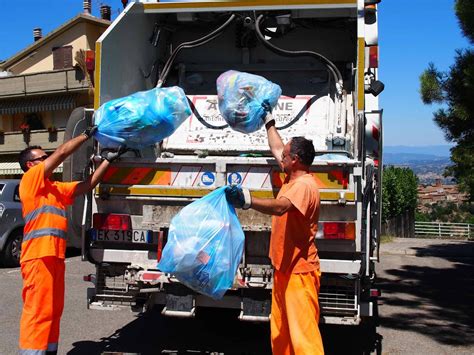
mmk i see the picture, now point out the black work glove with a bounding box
[82,125,98,139]
[225,185,252,210]
[261,100,275,128]
[261,100,272,114]
[101,146,127,162]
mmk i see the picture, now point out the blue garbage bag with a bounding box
[94,86,191,149]
[217,70,281,134]
[157,187,245,299]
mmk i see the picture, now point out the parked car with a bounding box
[0,179,23,267]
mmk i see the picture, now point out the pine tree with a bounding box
[419,0,474,200]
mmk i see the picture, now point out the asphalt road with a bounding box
[0,238,473,354]
[377,238,474,354]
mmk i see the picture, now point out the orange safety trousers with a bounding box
[271,269,324,355]
[19,256,65,354]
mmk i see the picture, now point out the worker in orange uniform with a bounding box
[18,126,125,355]
[226,105,324,355]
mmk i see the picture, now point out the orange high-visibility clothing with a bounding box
[270,174,320,274]
[19,162,78,353]
[269,173,323,354]
[20,162,78,263]
[271,269,324,355]
[20,257,65,353]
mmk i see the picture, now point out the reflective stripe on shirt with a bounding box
[23,228,67,242]
[24,205,66,224]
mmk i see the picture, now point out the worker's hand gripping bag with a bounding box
[93,86,192,149]
[216,70,281,134]
[157,187,245,299]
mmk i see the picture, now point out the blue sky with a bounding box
[0,0,469,146]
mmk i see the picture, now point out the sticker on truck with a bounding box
[164,94,335,152]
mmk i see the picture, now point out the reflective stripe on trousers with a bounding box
[19,257,65,353]
[47,343,58,351]
[19,350,46,355]
[18,342,57,354]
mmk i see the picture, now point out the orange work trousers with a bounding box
[271,269,324,355]
[19,256,65,353]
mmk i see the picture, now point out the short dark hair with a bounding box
[290,137,315,166]
[19,145,43,172]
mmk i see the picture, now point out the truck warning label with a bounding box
[201,172,215,186]
[228,172,242,185]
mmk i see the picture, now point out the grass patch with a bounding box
[380,235,395,244]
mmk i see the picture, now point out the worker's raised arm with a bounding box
[263,112,284,170]
[43,126,97,178]
[73,147,127,197]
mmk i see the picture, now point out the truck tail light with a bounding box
[318,222,355,240]
[140,271,162,282]
[93,213,131,230]
[369,46,379,68]
[370,288,381,297]
[83,274,95,282]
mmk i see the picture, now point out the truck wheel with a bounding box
[3,230,22,267]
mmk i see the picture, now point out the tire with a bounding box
[3,230,22,267]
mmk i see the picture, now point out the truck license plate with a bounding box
[92,229,153,243]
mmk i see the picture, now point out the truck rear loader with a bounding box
[64,0,384,327]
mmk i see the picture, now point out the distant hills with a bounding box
[383,145,452,165]
[383,145,454,185]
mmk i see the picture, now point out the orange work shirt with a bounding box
[269,173,320,274]
[19,162,79,263]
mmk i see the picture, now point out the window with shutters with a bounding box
[52,46,73,70]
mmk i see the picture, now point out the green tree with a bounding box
[382,166,418,220]
[419,0,474,201]
[415,210,430,222]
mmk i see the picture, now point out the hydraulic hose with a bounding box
[254,14,343,95]
[157,14,236,87]
[255,14,345,129]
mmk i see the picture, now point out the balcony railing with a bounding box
[0,69,89,98]
[0,129,65,153]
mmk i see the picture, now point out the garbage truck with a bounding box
[64,0,384,326]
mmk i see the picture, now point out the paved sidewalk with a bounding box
[380,237,474,257]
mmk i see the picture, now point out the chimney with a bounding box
[83,0,91,15]
[33,28,43,42]
[100,5,111,21]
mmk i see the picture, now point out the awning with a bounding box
[0,162,63,176]
[0,95,76,115]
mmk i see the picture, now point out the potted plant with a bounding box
[48,125,57,133]
[20,122,30,134]
[20,123,31,144]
